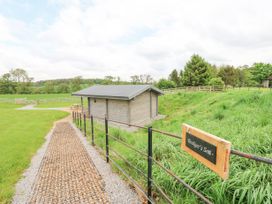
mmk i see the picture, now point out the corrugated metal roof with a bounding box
[72,85,163,100]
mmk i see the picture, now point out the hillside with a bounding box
[91,89,272,203]
[157,89,272,153]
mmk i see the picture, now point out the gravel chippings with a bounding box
[28,122,109,204]
[12,124,56,204]
[71,122,142,204]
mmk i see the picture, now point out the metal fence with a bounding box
[72,111,272,204]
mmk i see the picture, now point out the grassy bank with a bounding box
[0,103,68,203]
[84,90,272,203]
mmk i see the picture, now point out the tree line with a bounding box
[156,54,272,89]
[1,55,272,94]
[0,69,155,94]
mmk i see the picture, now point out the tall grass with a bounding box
[84,90,272,203]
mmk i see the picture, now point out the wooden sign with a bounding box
[181,124,231,180]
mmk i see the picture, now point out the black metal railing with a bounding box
[72,111,272,204]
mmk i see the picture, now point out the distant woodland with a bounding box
[1,54,272,94]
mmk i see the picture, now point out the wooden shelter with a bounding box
[72,85,164,125]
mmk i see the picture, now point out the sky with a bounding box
[0,0,272,81]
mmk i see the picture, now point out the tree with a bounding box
[208,77,225,86]
[16,82,32,94]
[208,64,218,78]
[156,79,176,89]
[56,83,70,93]
[239,66,257,86]
[9,68,33,93]
[70,76,82,91]
[116,76,121,84]
[250,63,272,84]
[182,54,212,86]
[140,74,153,84]
[218,65,238,86]
[179,70,184,86]
[131,75,140,84]
[0,73,16,94]
[169,69,181,86]
[10,68,30,82]
[103,76,118,84]
[44,81,55,93]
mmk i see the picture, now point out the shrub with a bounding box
[156,79,176,89]
[208,77,225,86]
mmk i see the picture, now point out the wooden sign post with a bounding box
[181,124,231,180]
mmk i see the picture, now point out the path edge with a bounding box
[12,123,56,204]
[70,122,141,204]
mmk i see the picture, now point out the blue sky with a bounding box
[0,0,272,81]
[0,0,59,25]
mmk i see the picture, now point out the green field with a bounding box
[0,94,80,108]
[82,90,272,203]
[0,103,68,203]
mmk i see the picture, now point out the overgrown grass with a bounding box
[83,90,272,203]
[0,103,68,203]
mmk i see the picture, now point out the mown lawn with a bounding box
[83,90,272,203]
[0,94,80,108]
[0,103,68,203]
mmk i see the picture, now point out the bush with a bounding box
[208,77,225,86]
[156,79,176,89]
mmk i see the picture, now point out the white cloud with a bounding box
[1,0,272,81]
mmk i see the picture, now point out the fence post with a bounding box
[147,126,153,204]
[72,111,74,122]
[79,113,82,131]
[84,113,87,137]
[76,112,78,126]
[91,115,94,145]
[105,116,109,163]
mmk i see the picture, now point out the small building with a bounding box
[72,85,164,125]
[262,76,272,88]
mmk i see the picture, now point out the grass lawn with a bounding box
[0,94,80,108]
[82,89,272,203]
[0,103,68,203]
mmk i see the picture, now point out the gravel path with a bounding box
[17,104,68,111]
[13,119,140,204]
[12,123,56,204]
[28,122,109,203]
[71,122,141,204]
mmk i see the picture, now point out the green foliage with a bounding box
[88,90,272,203]
[169,69,181,86]
[162,57,271,89]
[56,83,70,93]
[70,76,82,92]
[16,82,32,94]
[156,79,176,89]
[43,81,55,93]
[250,63,272,83]
[218,65,238,86]
[0,69,33,94]
[182,54,212,86]
[208,77,225,86]
[0,103,68,203]
[0,73,16,94]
